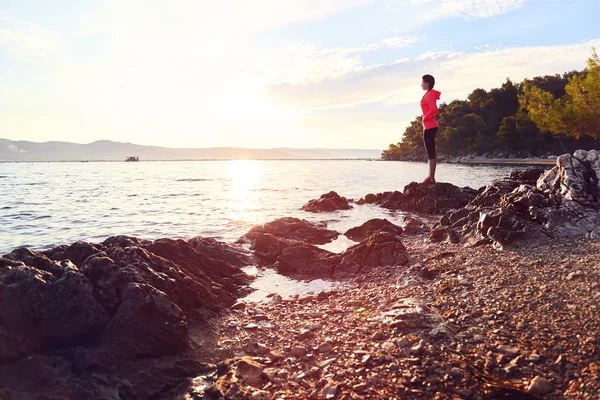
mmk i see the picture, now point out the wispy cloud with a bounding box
[380,35,422,48]
[423,0,527,21]
[0,16,66,58]
[265,39,600,111]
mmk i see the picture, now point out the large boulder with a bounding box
[344,218,403,242]
[432,156,600,247]
[241,217,339,245]
[335,232,410,278]
[301,191,353,212]
[0,235,251,400]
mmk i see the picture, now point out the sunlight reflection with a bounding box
[227,160,262,224]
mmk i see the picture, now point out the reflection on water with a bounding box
[240,266,344,303]
[227,160,263,226]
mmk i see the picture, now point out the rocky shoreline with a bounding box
[1,150,599,399]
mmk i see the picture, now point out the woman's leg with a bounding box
[428,158,437,180]
[423,128,438,181]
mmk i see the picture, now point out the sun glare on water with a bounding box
[227,160,263,225]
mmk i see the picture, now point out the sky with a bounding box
[0,0,599,149]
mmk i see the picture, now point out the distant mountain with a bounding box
[0,139,382,161]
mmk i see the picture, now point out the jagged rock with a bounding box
[42,241,103,266]
[335,232,409,278]
[433,152,600,247]
[359,183,477,214]
[189,236,256,267]
[241,217,339,245]
[0,235,251,400]
[97,282,188,359]
[301,191,353,212]
[538,150,599,203]
[0,257,109,351]
[401,217,429,235]
[344,218,403,242]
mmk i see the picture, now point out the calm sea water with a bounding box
[1,160,518,255]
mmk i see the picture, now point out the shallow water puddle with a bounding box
[240,266,345,303]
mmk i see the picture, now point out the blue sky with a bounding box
[1,0,599,149]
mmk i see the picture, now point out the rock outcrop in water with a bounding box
[242,218,410,280]
[301,191,353,212]
[358,182,478,214]
[240,217,339,245]
[0,236,250,400]
[431,150,600,247]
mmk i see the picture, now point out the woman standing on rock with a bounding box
[420,74,441,184]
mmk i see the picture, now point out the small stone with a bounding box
[382,342,395,350]
[291,346,308,357]
[251,390,270,400]
[318,358,336,368]
[411,340,425,354]
[254,314,269,321]
[318,343,333,353]
[566,271,582,280]
[256,343,270,355]
[308,312,323,318]
[471,334,484,343]
[257,320,272,329]
[527,376,553,395]
[321,381,338,399]
[271,294,283,303]
[497,345,520,356]
[372,332,385,341]
[297,329,314,340]
[529,354,541,362]
[317,291,329,301]
[353,383,368,393]
[245,323,258,330]
[231,302,246,311]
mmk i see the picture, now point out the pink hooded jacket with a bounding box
[420,89,441,130]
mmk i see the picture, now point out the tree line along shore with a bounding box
[382,51,600,162]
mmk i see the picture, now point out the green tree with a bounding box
[521,50,600,139]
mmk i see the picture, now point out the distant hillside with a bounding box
[0,139,382,161]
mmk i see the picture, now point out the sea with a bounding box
[1,160,522,299]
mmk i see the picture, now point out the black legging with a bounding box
[423,127,438,160]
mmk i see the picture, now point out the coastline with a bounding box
[444,158,557,166]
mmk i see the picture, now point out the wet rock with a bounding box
[510,168,546,184]
[301,191,353,212]
[189,236,256,267]
[273,244,337,278]
[344,219,403,242]
[242,217,339,246]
